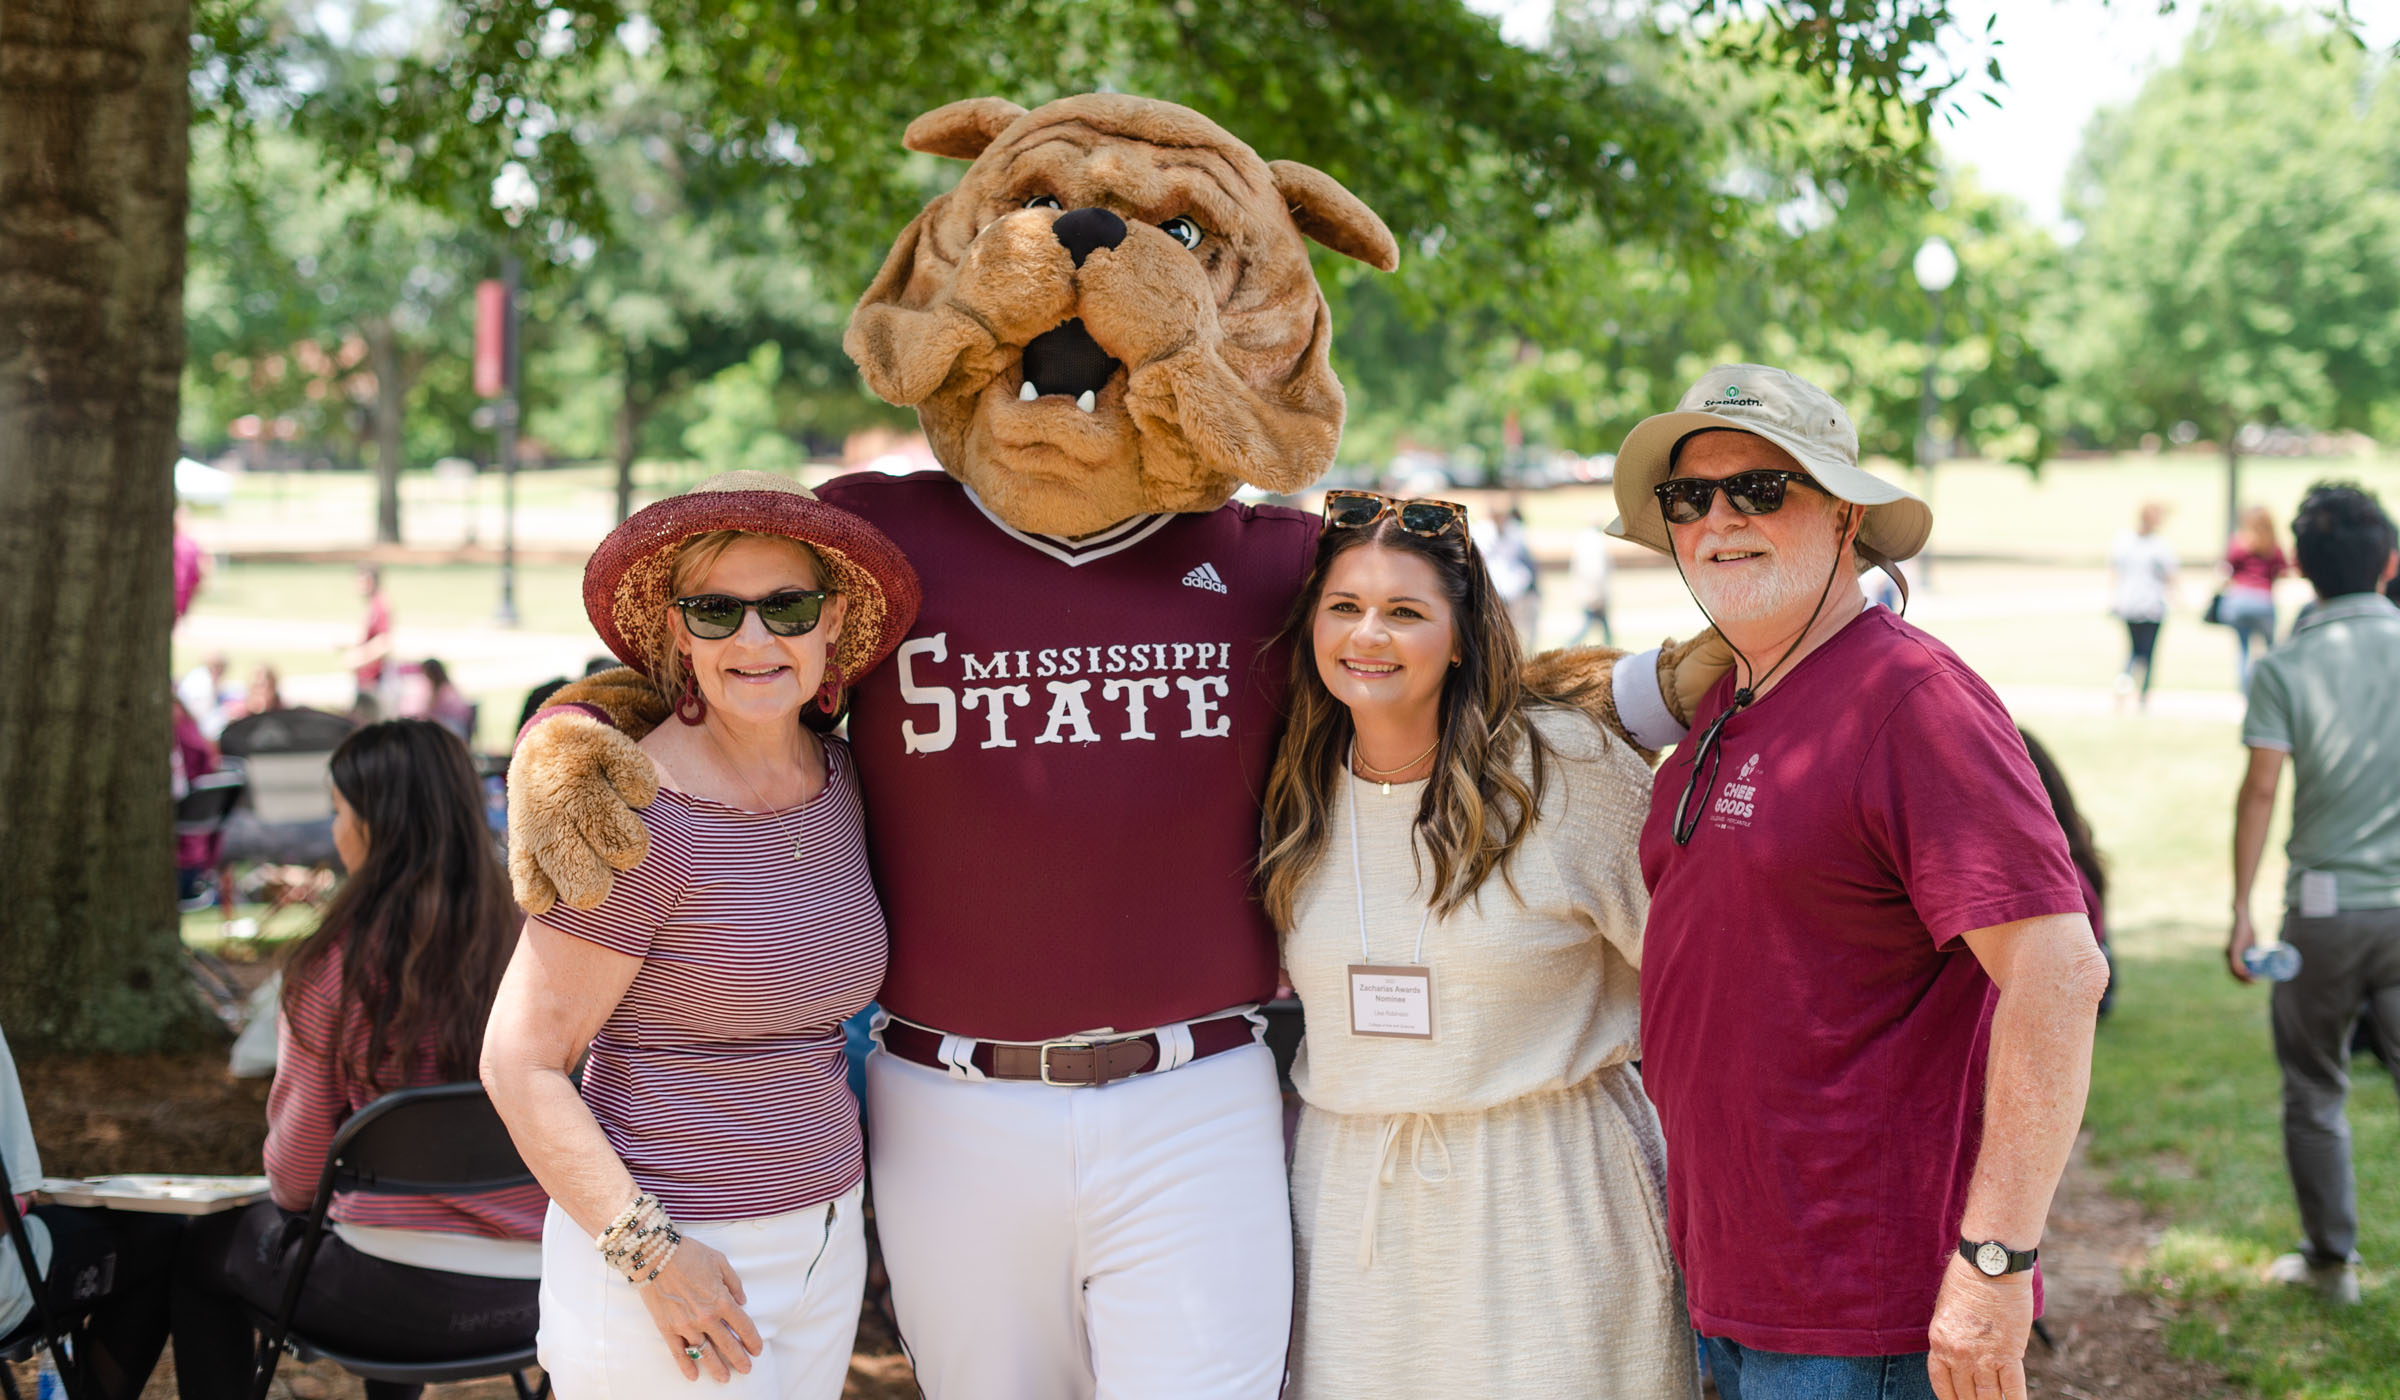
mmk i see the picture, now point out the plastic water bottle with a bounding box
[2243,943,2303,982]
[34,1351,65,1400]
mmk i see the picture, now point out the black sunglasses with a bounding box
[1322,489,1469,539]
[1653,469,1832,525]
[672,589,828,640]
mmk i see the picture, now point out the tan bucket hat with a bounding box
[1607,364,1932,566]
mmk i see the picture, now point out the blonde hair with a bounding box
[650,530,829,701]
[2237,504,2279,555]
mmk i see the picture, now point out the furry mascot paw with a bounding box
[1660,627,1736,727]
[507,692,664,915]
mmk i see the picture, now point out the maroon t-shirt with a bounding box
[818,471,1316,1040]
[1637,605,2084,1356]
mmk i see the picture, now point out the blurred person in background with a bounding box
[1567,517,1615,646]
[2222,504,2290,691]
[1475,501,1540,647]
[402,658,476,742]
[2226,482,2400,1308]
[347,564,394,711]
[2018,729,2111,1016]
[2109,502,2177,711]
[235,663,285,721]
[173,506,207,626]
[2,1023,182,1399]
[177,651,233,740]
[172,696,224,911]
[173,720,543,1400]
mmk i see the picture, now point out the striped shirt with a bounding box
[266,948,547,1239]
[538,736,886,1221]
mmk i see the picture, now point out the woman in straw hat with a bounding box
[482,471,919,1397]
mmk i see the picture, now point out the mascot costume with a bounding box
[511,94,1723,1399]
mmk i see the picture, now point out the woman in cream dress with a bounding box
[1259,490,1695,1399]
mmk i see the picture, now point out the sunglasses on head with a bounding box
[1653,469,1832,525]
[672,589,828,640]
[1322,489,1469,539]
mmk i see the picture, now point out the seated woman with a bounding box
[480,472,918,1397]
[1,1025,180,1400]
[1260,492,1697,1398]
[173,719,545,1400]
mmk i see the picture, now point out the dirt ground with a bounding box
[16,1056,2235,1399]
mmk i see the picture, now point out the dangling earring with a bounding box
[814,659,846,716]
[675,663,707,725]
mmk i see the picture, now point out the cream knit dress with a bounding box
[1283,706,1696,1400]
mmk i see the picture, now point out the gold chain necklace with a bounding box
[701,723,809,860]
[1351,737,1440,797]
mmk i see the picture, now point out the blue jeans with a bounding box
[2223,587,2277,690]
[1704,1337,1936,1400]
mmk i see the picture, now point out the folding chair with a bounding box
[247,1083,546,1400]
[217,708,355,936]
[0,1142,84,1400]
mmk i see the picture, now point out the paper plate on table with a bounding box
[35,1175,271,1214]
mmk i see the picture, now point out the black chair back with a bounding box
[174,770,248,836]
[250,1083,539,1400]
[219,708,357,758]
[0,1142,84,1400]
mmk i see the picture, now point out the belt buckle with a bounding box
[1038,1037,1099,1087]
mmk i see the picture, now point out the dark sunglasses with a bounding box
[1322,489,1469,538]
[1653,469,1832,525]
[672,589,828,640]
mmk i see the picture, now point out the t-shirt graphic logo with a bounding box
[1713,751,1762,829]
[1181,562,1228,594]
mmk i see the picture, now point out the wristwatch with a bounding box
[1958,1237,2039,1277]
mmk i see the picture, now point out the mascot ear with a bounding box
[904,98,1030,160]
[1269,160,1400,273]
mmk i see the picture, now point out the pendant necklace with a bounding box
[1352,736,1440,796]
[703,724,810,860]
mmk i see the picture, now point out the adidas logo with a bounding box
[1181,562,1228,594]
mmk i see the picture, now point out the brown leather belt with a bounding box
[879,1013,1258,1087]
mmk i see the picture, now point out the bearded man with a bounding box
[1609,365,2110,1400]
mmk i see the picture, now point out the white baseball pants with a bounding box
[865,1040,1294,1400]
[536,1182,866,1398]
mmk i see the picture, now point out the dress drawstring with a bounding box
[1357,1112,1452,1270]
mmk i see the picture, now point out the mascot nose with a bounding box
[1052,207,1127,267]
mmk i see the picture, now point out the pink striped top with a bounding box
[538,737,886,1221]
[266,950,548,1238]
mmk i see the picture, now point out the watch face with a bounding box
[1975,1242,2009,1276]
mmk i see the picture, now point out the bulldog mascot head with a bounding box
[841,93,1400,535]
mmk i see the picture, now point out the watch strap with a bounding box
[1958,1237,2039,1276]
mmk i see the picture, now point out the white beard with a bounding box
[1684,537,1836,625]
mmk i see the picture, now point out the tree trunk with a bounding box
[612,357,646,525]
[364,315,407,544]
[0,0,213,1053]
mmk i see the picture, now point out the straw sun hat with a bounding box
[583,470,922,689]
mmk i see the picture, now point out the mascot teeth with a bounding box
[1076,391,1097,414]
[1019,381,1039,402]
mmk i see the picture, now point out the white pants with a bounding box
[865,1042,1293,1400]
[537,1183,866,1399]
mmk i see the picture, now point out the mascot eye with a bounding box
[1024,195,1063,211]
[1160,216,1203,251]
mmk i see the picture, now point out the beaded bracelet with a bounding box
[595,1192,684,1284]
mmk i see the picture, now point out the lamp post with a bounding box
[474,258,522,626]
[1911,235,1958,589]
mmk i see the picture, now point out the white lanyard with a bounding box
[1347,754,1432,964]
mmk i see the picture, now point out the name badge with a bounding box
[2300,870,2339,919]
[1347,964,1435,1040]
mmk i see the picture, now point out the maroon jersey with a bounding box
[817,471,1317,1041]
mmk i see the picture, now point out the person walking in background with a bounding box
[173,720,545,1400]
[173,506,208,626]
[1568,517,1616,646]
[2222,504,2290,691]
[2109,501,2177,710]
[1476,501,1541,647]
[1610,365,2107,1400]
[2226,482,2400,1307]
[1261,493,1698,1399]
[347,564,394,712]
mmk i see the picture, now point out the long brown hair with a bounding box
[281,719,519,1095]
[2018,727,2106,906]
[1260,516,1572,927]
